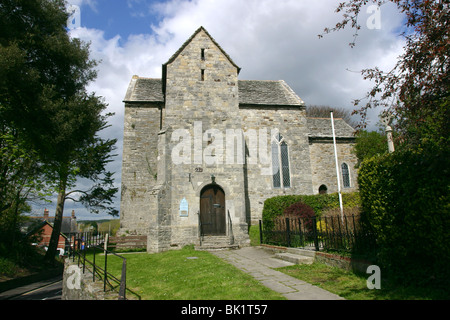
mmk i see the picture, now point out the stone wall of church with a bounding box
[309,140,358,194]
[119,105,161,236]
[239,106,314,224]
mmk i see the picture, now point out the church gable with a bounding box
[163,27,240,93]
[163,27,241,115]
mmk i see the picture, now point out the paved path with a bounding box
[212,246,344,300]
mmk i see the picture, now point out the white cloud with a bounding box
[62,0,406,219]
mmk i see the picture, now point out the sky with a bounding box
[32,0,406,221]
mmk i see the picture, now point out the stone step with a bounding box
[195,243,240,251]
[195,236,238,251]
[274,252,314,265]
[285,247,317,258]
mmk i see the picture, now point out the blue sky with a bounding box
[31,0,406,221]
[72,0,163,41]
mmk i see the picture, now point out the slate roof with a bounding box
[22,216,79,236]
[238,80,304,106]
[123,76,164,103]
[123,77,305,107]
[307,117,356,139]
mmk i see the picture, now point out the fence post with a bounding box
[312,216,319,251]
[259,220,263,245]
[82,246,86,274]
[93,246,96,282]
[298,218,303,247]
[285,218,291,247]
[119,259,127,300]
[104,249,108,292]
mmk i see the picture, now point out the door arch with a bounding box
[200,185,226,236]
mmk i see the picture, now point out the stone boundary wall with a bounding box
[108,235,147,251]
[62,258,109,300]
[315,251,372,274]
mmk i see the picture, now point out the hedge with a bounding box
[262,192,361,224]
[358,148,450,288]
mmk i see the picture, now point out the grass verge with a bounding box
[278,262,450,300]
[91,246,286,300]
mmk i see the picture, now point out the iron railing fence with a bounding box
[259,215,377,254]
[64,231,108,256]
[66,232,140,300]
[75,245,128,300]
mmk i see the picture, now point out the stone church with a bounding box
[119,27,357,252]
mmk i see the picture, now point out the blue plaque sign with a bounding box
[179,198,189,217]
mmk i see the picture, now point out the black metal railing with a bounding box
[64,231,108,256]
[75,245,128,300]
[198,211,203,245]
[260,215,376,254]
[66,232,139,300]
[227,210,234,245]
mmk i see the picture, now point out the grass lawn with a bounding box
[90,246,286,300]
[278,262,450,300]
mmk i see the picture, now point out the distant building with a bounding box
[119,27,358,252]
[23,209,79,255]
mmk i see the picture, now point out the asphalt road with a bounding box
[2,277,63,301]
[12,280,62,300]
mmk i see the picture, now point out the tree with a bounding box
[320,1,449,151]
[0,126,48,248]
[306,105,357,128]
[0,1,118,262]
[353,130,388,167]
[40,92,118,262]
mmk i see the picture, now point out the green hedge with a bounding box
[262,192,361,223]
[358,148,450,288]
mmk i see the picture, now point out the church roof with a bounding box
[123,77,305,107]
[307,117,356,139]
[123,76,164,103]
[238,80,304,107]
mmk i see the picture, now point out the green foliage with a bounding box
[0,1,118,261]
[262,192,361,224]
[358,147,450,288]
[353,130,388,168]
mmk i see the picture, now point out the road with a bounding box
[1,276,63,301]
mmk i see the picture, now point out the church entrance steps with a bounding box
[195,236,239,251]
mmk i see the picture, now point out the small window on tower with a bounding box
[201,48,205,61]
[201,69,205,81]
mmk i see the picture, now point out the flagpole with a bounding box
[331,112,344,224]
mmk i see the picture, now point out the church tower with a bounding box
[121,27,250,252]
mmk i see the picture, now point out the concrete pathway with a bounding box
[212,246,344,300]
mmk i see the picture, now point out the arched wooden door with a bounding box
[200,185,225,236]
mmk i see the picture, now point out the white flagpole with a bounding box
[331,112,344,224]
